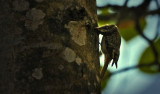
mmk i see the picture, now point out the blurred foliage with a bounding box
[138,38,160,73]
[101,70,111,90]
[99,8,110,15]
[98,20,115,26]
[98,8,116,26]
[119,17,146,41]
[119,20,137,41]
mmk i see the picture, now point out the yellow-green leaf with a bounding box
[138,38,160,74]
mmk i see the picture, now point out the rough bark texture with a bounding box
[0,0,100,94]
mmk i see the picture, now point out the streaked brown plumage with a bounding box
[96,24,121,80]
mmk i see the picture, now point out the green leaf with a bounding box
[138,38,160,74]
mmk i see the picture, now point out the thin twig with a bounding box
[116,0,129,26]
[153,0,160,41]
[111,63,158,76]
[153,16,160,41]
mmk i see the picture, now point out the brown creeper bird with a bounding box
[95,24,121,80]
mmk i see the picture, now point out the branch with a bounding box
[98,13,117,21]
[116,0,129,25]
[97,0,160,22]
[135,16,160,71]
[110,62,158,76]
[153,0,160,41]
[97,0,151,11]
[98,8,160,21]
[97,0,160,77]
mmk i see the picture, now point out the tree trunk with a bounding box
[0,0,100,94]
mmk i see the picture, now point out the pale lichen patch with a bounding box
[13,0,29,12]
[62,47,76,63]
[96,75,100,83]
[25,8,46,31]
[75,56,82,65]
[32,68,43,80]
[65,21,86,46]
[88,82,91,86]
